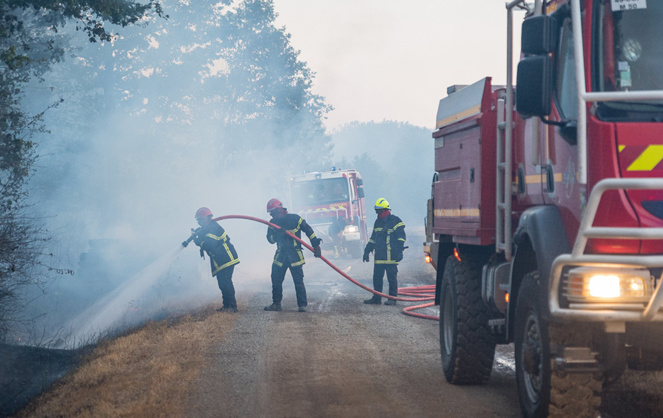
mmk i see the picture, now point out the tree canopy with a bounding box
[0,0,164,339]
[1,0,333,341]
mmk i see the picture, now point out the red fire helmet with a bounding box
[195,207,213,219]
[266,198,283,213]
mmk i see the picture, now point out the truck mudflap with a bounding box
[549,178,663,322]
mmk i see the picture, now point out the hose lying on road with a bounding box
[213,215,439,321]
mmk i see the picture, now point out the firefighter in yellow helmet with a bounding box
[182,207,240,312]
[363,198,406,305]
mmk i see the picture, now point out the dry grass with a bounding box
[18,307,235,418]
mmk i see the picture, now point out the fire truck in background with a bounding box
[424,0,663,416]
[289,168,368,258]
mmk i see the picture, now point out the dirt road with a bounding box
[13,237,663,417]
[186,250,521,418]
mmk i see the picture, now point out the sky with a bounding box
[272,0,526,132]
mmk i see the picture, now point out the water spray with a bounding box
[209,215,438,320]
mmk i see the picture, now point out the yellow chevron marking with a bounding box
[627,145,663,171]
[619,145,625,152]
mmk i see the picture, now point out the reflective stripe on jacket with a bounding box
[267,213,322,268]
[193,221,240,276]
[365,214,406,264]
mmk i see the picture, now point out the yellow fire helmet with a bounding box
[374,198,390,210]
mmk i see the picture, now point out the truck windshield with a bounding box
[291,178,350,207]
[594,0,663,119]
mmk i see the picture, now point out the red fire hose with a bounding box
[212,215,439,321]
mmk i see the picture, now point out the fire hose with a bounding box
[188,215,439,321]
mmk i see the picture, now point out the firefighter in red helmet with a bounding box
[264,198,322,312]
[183,207,240,312]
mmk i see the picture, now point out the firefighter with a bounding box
[328,215,346,258]
[264,198,322,312]
[183,207,240,312]
[362,198,406,305]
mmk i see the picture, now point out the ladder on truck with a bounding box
[496,0,540,261]
[495,90,512,261]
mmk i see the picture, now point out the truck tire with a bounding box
[439,253,496,384]
[515,271,602,418]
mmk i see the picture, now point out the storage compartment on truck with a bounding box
[431,77,499,245]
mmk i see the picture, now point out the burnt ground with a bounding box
[0,344,86,417]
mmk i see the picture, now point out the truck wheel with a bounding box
[439,253,496,384]
[515,272,602,418]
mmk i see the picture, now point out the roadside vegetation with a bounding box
[17,307,234,417]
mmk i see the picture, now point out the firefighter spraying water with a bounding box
[182,207,239,312]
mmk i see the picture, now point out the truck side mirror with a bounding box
[521,15,557,55]
[357,188,365,199]
[516,55,553,117]
[356,178,363,186]
[516,14,557,118]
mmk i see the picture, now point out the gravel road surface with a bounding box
[186,248,521,418]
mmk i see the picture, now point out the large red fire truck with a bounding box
[289,169,368,257]
[424,0,663,416]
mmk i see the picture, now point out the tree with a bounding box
[0,0,164,340]
[25,0,333,237]
[2,0,332,341]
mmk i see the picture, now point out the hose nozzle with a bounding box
[182,228,198,248]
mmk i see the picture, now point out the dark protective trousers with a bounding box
[371,264,398,301]
[215,265,237,309]
[271,264,307,307]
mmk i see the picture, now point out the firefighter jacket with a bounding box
[365,214,406,264]
[267,213,322,268]
[193,221,240,276]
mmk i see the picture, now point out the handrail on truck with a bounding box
[550,179,663,322]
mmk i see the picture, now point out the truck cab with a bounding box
[289,169,368,257]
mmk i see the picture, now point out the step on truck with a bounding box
[423,0,663,416]
[289,168,368,258]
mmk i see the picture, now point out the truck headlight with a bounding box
[564,266,652,302]
[344,225,359,234]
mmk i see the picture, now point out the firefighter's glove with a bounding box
[363,251,370,263]
[181,240,189,248]
[313,246,322,258]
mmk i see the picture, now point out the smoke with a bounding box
[11,0,435,346]
[330,121,433,229]
[10,0,334,346]
[20,107,318,345]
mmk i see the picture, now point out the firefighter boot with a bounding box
[363,297,381,304]
[384,299,397,306]
[264,303,282,311]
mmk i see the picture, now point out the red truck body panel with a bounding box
[431,78,503,246]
